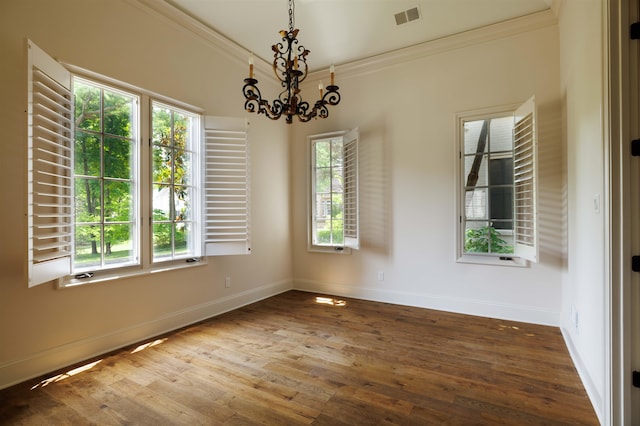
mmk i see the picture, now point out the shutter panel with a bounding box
[343,128,359,250]
[27,40,74,287]
[203,116,251,256]
[513,96,538,263]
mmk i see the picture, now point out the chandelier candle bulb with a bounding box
[330,65,335,86]
[319,81,323,97]
[248,55,254,79]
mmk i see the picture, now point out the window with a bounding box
[457,98,537,265]
[309,129,359,252]
[26,40,250,288]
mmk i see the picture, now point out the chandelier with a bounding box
[242,0,341,124]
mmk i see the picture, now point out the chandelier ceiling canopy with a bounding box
[242,0,340,124]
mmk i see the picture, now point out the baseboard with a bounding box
[0,279,293,390]
[560,326,603,424]
[294,279,560,326]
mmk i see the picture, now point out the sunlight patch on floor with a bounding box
[315,296,347,307]
[131,338,167,354]
[30,359,102,390]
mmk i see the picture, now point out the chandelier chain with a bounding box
[288,0,295,32]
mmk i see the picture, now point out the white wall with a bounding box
[291,14,565,326]
[0,0,292,388]
[558,0,607,421]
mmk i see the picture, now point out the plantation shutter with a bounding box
[513,96,538,263]
[342,128,359,250]
[203,116,251,256]
[26,40,74,287]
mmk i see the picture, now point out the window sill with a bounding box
[307,246,352,255]
[59,257,207,289]
[457,254,528,267]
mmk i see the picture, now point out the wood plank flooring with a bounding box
[0,290,599,425]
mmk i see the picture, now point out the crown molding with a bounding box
[308,9,558,82]
[130,0,557,85]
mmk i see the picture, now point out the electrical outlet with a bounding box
[377,271,384,281]
[225,277,231,288]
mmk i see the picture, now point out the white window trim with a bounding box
[307,129,359,254]
[26,40,249,289]
[454,100,537,268]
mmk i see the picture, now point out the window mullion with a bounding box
[140,95,151,269]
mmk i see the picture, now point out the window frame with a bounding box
[455,100,537,267]
[307,129,359,254]
[64,73,206,287]
[26,41,250,289]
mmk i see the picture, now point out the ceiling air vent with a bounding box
[394,6,421,26]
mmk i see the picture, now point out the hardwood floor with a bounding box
[0,290,598,425]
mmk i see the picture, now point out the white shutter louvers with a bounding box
[513,97,537,263]
[27,40,74,287]
[204,116,251,256]
[342,129,359,250]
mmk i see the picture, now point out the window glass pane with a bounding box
[489,187,513,222]
[153,223,173,259]
[174,185,190,221]
[104,90,135,137]
[315,168,331,194]
[104,137,132,179]
[315,141,330,168]
[489,116,513,152]
[175,150,192,186]
[153,146,172,184]
[103,224,134,264]
[490,226,515,254]
[104,181,132,222]
[332,166,344,194]
[75,224,102,268]
[464,154,488,188]
[153,184,172,220]
[331,219,344,245]
[464,188,487,220]
[464,221,489,253]
[464,120,488,155]
[331,139,343,167]
[489,157,513,185]
[152,106,172,146]
[74,81,101,132]
[75,178,101,221]
[75,131,101,177]
[174,222,191,256]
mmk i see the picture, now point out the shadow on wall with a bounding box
[537,98,565,269]
[359,115,393,256]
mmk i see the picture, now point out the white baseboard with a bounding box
[560,326,603,425]
[294,279,560,326]
[0,280,293,390]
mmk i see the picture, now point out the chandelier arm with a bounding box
[243,78,285,120]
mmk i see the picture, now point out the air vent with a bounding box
[395,6,421,26]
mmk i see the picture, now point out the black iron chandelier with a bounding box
[242,0,341,124]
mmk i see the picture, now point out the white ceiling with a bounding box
[165,0,552,72]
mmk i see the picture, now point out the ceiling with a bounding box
[165,0,552,72]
